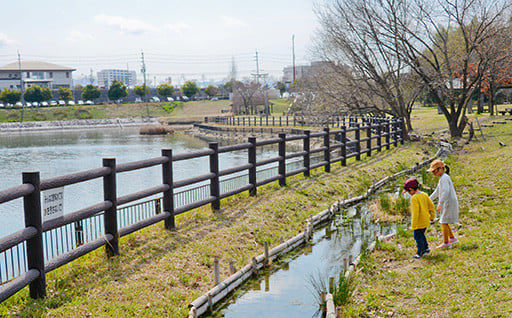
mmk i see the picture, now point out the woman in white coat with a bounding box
[428,159,459,249]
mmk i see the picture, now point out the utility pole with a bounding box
[292,35,296,83]
[254,50,261,83]
[18,50,25,124]
[18,50,25,105]
[141,50,149,117]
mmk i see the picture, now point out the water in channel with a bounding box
[206,191,400,318]
[0,128,276,238]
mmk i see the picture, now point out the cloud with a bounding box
[94,14,158,35]
[221,16,247,27]
[65,30,95,42]
[163,23,192,34]
[0,33,17,47]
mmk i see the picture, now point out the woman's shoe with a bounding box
[436,242,452,249]
[449,237,459,245]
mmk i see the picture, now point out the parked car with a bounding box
[41,101,48,106]
[58,100,66,106]
[77,100,84,105]
[152,96,160,102]
[85,100,94,105]
[68,100,75,105]
[50,101,57,106]
[0,103,4,108]
[211,97,218,101]
[166,97,174,102]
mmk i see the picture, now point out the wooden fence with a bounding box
[0,117,404,303]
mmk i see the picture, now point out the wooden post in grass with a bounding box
[103,158,119,256]
[23,172,46,299]
[213,257,220,285]
[209,143,220,211]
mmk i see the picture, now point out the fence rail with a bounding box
[0,117,404,303]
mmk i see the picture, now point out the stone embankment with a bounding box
[0,117,159,133]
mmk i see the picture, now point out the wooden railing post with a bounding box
[248,137,257,196]
[323,127,331,172]
[341,126,347,166]
[303,130,310,177]
[355,124,361,161]
[367,122,372,157]
[162,149,175,230]
[393,119,398,147]
[386,119,391,150]
[103,158,119,256]
[22,171,46,299]
[400,118,405,144]
[209,142,220,210]
[377,122,382,152]
[278,132,286,186]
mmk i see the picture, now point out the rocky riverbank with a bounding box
[0,117,159,133]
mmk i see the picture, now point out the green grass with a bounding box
[0,128,436,316]
[339,108,512,317]
[2,104,510,316]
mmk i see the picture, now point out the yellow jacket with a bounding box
[410,191,435,230]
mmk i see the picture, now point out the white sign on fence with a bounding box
[42,187,64,222]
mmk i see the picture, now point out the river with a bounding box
[0,127,271,238]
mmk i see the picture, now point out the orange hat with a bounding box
[427,159,445,172]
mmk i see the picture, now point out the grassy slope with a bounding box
[0,116,436,317]
[1,105,509,317]
[342,109,512,317]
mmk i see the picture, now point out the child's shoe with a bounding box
[436,242,451,249]
[422,249,430,256]
[412,254,421,259]
[449,237,459,245]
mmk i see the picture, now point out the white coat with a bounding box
[430,173,459,224]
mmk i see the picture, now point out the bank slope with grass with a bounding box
[343,116,512,317]
[0,136,436,317]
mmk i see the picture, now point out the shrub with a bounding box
[332,273,352,306]
[32,112,46,121]
[6,112,20,122]
[74,109,92,119]
[54,111,67,120]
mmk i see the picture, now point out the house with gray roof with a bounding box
[0,61,75,91]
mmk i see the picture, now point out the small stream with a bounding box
[206,184,404,318]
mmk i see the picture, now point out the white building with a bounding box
[97,69,136,88]
[282,61,334,84]
[0,61,75,91]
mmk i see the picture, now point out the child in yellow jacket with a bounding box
[403,178,435,258]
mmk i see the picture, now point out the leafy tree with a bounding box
[42,87,52,102]
[181,81,200,98]
[134,84,150,100]
[0,88,21,105]
[223,79,235,93]
[58,87,73,102]
[24,85,52,104]
[81,84,101,102]
[276,81,287,95]
[205,85,219,98]
[107,80,128,102]
[156,83,174,99]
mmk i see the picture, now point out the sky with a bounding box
[0,0,319,86]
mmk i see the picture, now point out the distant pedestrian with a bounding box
[403,178,435,259]
[427,159,459,249]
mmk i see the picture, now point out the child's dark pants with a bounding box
[413,228,428,255]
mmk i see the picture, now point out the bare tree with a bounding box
[231,80,262,115]
[395,0,511,137]
[313,0,423,136]
[314,0,511,138]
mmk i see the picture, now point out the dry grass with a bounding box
[341,107,512,317]
[0,134,436,317]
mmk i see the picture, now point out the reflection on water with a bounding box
[207,200,397,318]
[0,128,278,237]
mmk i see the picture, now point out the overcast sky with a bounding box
[0,0,319,85]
